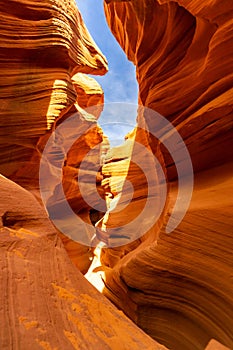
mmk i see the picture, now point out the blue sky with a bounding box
[76,1,138,145]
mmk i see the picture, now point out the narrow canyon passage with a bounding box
[74,4,233,350]
[0,1,232,350]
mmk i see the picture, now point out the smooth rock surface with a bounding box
[0,0,107,177]
[90,161,233,349]
[104,0,233,178]
[205,339,230,350]
[0,0,109,272]
[1,0,232,349]
[83,2,233,349]
[0,175,167,350]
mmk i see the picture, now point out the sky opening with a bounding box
[76,0,138,146]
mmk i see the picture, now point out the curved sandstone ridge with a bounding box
[0,175,167,350]
[105,0,233,178]
[95,125,167,250]
[84,1,233,349]
[0,0,107,177]
[0,0,109,273]
[1,0,233,349]
[36,74,109,271]
[11,72,108,273]
[0,0,167,348]
[72,73,104,114]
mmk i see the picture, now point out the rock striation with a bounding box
[83,1,233,349]
[0,0,109,273]
[0,0,169,348]
[0,0,107,178]
[1,0,233,349]
[104,0,233,178]
[0,175,167,350]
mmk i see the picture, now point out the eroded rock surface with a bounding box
[0,175,168,350]
[0,0,110,273]
[84,1,233,349]
[1,1,167,348]
[105,0,233,178]
[1,0,232,349]
[0,0,107,178]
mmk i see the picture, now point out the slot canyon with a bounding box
[0,0,232,349]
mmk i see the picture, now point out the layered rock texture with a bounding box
[85,1,233,349]
[0,175,167,350]
[105,0,233,178]
[0,0,169,349]
[0,0,107,178]
[0,1,166,348]
[0,0,109,273]
[1,0,233,349]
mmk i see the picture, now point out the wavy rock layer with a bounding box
[95,125,167,262]
[0,0,109,273]
[95,139,233,350]
[36,72,109,272]
[0,0,169,348]
[87,1,233,349]
[105,0,233,179]
[0,175,168,350]
[0,0,107,177]
[1,0,232,349]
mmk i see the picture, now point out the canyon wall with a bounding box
[0,0,107,178]
[89,1,233,349]
[0,0,232,349]
[0,0,108,272]
[105,0,233,178]
[0,174,167,350]
[0,1,168,349]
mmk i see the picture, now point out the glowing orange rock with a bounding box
[0,0,107,177]
[84,2,233,349]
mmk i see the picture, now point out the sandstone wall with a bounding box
[105,0,233,178]
[0,0,107,177]
[87,1,233,349]
[0,0,110,273]
[1,0,232,349]
[0,175,167,350]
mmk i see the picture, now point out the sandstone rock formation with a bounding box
[1,0,233,349]
[205,339,231,350]
[0,0,107,178]
[0,0,169,348]
[104,0,233,179]
[95,125,167,251]
[72,73,105,115]
[83,1,233,349]
[0,0,110,273]
[0,175,168,350]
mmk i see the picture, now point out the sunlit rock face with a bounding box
[0,0,168,348]
[0,0,169,348]
[205,339,231,350]
[96,125,168,265]
[0,175,168,350]
[105,0,233,178]
[0,0,107,178]
[90,1,233,349]
[42,102,110,271]
[1,0,232,349]
[0,0,109,273]
[72,73,105,115]
[36,73,108,271]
